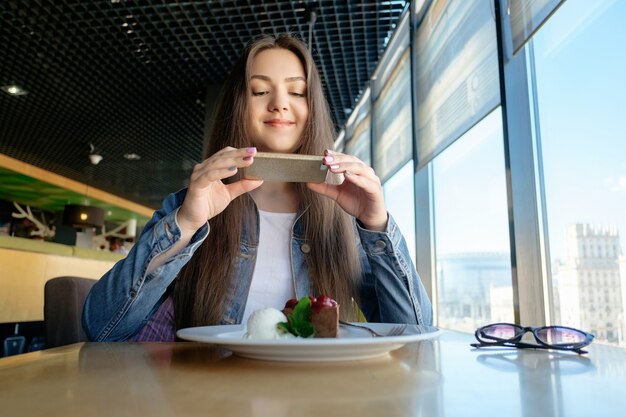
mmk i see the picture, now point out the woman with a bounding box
[82,34,432,341]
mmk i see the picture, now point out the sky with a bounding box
[533,0,626,261]
[433,108,509,256]
[428,0,626,262]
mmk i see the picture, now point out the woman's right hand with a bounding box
[176,146,262,235]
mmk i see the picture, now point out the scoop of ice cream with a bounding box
[244,308,294,340]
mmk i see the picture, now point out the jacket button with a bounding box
[300,243,311,254]
[375,240,386,250]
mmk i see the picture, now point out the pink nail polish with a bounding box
[324,155,334,163]
[246,147,257,154]
[330,164,339,170]
[243,156,252,161]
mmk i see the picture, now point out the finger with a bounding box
[226,179,264,199]
[323,149,362,165]
[307,182,340,201]
[341,169,383,194]
[323,152,376,177]
[196,146,255,170]
[325,161,379,184]
[208,153,255,172]
[322,150,353,168]
[191,149,257,184]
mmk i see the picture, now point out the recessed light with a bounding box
[124,153,141,160]
[1,84,28,96]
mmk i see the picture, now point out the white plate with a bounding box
[176,323,441,362]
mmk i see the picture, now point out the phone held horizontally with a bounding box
[242,152,328,183]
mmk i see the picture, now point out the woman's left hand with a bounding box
[307,150,388,231]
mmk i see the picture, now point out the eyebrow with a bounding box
[250,75,306,83]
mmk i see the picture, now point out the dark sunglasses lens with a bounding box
[479,324,520,342]
[536,327,587,346]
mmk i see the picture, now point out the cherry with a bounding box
[315,295,337,308]
[308,295,317,303]
[285,298,298,309]
[311,294,337,312]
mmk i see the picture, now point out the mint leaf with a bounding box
[291,296,312,323]
[290,318,315,338]
[280,296,316,338]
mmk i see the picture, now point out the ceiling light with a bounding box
[89,154,103,165]
[124,153,141,160]
[88,143,103,165]
[1,84,28,96]
[63,205,104,228]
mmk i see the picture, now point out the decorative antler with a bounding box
[92,219,137,251]
[11,202,56,238]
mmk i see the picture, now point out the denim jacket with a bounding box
[82,189,433,341]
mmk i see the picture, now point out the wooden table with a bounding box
[1,331,625,416]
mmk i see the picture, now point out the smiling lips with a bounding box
[264,119,294,127]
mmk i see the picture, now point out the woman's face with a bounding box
[246,48,309,153]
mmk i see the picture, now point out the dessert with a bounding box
[282,295,340,338]
[243,295,340,339]
[244,308,295,340]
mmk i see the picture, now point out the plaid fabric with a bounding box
[129,296,176,342]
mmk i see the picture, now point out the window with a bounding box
[384,161,416,265]
[373,50,412,182]
[531,0,626,346]
[432,108,513,332]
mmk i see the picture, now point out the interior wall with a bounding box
[0,247,115,323]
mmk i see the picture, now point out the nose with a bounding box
[267,89,289,112]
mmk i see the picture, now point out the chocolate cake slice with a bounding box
[283,295,339,338]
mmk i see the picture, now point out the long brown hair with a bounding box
[174,34,362,328]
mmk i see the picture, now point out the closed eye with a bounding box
[252,91,268,96]
[290,92,306,97]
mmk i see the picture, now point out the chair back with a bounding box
[44,276,97,348]
[3,336,26,356]
[2,323,26,357]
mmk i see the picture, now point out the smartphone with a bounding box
[242,152,328,183]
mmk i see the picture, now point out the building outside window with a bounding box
[530,0,626,346]
[432,108,513,332]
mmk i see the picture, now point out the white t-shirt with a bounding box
[241,210,297,323]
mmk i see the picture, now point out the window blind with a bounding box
[414,0,500,169]
[509,0,565,54]
[372,50,412,182]
[343,88,371,165]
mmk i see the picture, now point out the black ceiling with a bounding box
[0,0,408,209]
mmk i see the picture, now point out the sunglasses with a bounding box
[471,323,594,354]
